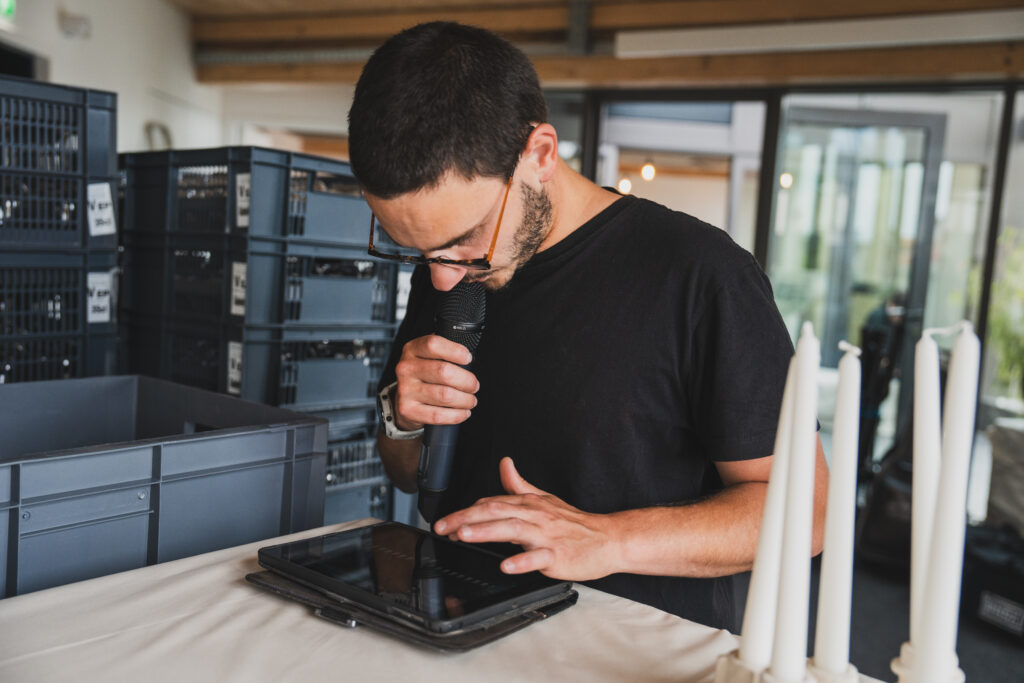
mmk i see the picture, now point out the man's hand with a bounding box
[433,457,621,581]
[393,334,480,431]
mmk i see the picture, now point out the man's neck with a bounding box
[537,158,621,254]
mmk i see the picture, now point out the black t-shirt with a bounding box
[379,194,794,631]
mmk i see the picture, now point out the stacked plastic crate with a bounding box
[119,147,396,523]
[0,375,328,597]
[0,76,119,385]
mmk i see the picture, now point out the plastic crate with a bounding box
[0,375,328,596]
[304,405,379,442]
[1,249,119,383]
[324,437,386,491]
[124,318,392,411]
[121,233,397,328]
[324,480,391,526]
[0,75,118,250]
[120,147,373,247]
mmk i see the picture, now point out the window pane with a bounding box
[596,100,765,254]
[545,91,585,173]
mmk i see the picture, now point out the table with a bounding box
[0,519,749,682]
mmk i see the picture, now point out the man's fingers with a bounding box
[404,404,472,427]
[421,372,479,407]
[499,457,546,496]
[435,498,532,535]
[501,548,555,575]
[389,334,482,429]
[396,358,479,395]
[420,359,479,393]
[453,517,541,546]
[407,334,473,366]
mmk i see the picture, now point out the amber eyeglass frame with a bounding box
[367,170,515,271]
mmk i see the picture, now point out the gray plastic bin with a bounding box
[119,146,371,246]
[0,375,327,597]
[0,74,118,251]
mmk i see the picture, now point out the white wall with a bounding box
[221,84,355,144]
[0,0,223,152]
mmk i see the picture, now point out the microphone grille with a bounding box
[435,281,486,353]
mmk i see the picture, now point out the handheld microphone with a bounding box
[418,281,486,523]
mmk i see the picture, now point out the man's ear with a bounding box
[523,123,559,183]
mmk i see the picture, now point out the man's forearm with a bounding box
[604,479,826,579]
[377,433,421,494]
[603,483,769,578]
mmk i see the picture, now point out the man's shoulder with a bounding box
[643,195,734,236]
[609,196,758,276]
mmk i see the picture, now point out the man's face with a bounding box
[365,171,553,292]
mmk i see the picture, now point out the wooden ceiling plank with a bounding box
[533,42,1024,87]
[593,0,1024,30]
[196,41,1024,86]
[194,6,569,43]
[173,0,563,19]
[191,0,1024,44]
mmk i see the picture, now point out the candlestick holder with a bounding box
[714,650,763,683]
[808,662,859,683]
[761,669,817,683]
[890,642,965,683]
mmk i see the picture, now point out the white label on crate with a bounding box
[87,182,117,236]
[87,271,114,324]
[236,172,251,229]
[227,341,243,395]
[395,268,413,321]
[979,590,1024,636]
[230,262,247,317]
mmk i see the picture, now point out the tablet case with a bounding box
[246,569,578,652]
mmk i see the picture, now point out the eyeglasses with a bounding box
[367,170,515,271]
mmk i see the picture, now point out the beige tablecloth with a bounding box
[0,520,748,683]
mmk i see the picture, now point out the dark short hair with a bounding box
[348,22,547,198]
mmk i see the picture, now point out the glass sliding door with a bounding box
[768,91,1005,474]
[769,107,944,368]
[979,91,1024,532]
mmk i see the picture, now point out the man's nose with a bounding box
[429,263,468,292]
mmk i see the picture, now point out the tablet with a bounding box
[257,522,576,639]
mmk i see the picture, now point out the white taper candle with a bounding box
[769,322,820,682]
[911,330,943,646]
[738,357,797,672]
[914,322,980,683]
[812,341,861,674]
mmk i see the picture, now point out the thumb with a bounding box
[499,457,545,496]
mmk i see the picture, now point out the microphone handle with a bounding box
[418,424,460,493]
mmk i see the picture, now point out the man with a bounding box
[349,21,828,631]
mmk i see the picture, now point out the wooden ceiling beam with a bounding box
[535,42,1024,87]
[192,0,1024,45]
[197,41,1024,86]
[174,0,556,19]
[590,0,1024,31]
[193,5,568,44]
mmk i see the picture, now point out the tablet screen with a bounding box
[259,522,566,624]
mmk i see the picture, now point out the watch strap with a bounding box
[378,381,425,440]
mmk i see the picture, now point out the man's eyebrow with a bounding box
[422,218,488,253]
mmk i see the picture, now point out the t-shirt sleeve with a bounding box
[376,265,437,394]
[687,260,794,462]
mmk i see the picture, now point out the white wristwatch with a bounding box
[377,381,425,440]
